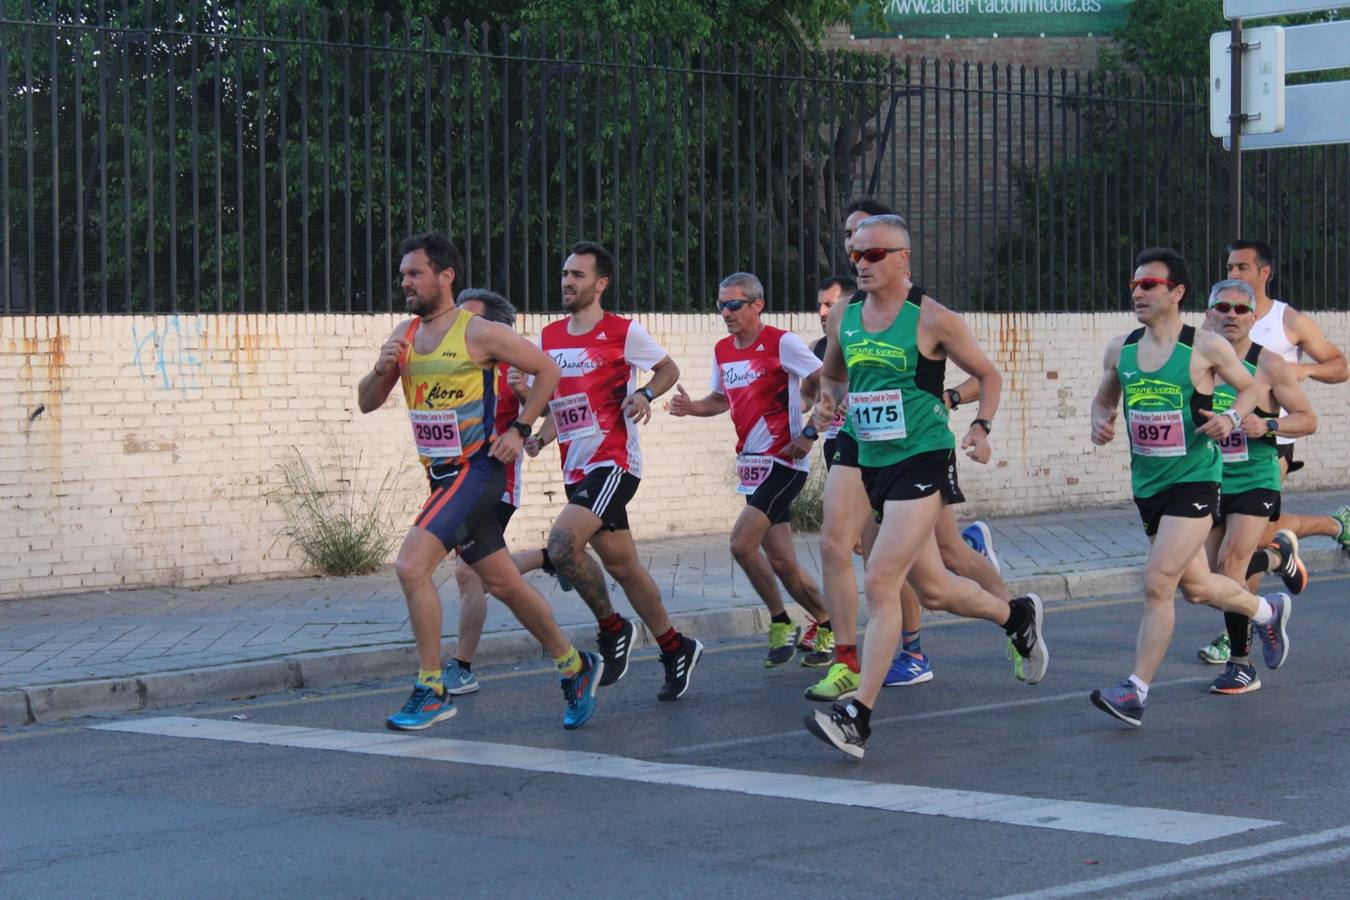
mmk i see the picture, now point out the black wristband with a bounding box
[971,418,992,435]
[802,424,819,441]
[509,420,532,439]
[945,388,961,410]
[637,387,655,402]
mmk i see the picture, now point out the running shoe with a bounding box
[1090,680,1145,727]
[1198,632,1230,664]
[1331,504,1350,551]
[804,662,859,701]
[441,659,479,695]
[540,556,574,592]
[1254,593,1292,670]
[961,520,1001,575]
[801,627,835,668]
[798,619,819,651]
[1269,529,1307,595]
[596,616,637,687]
[765,621,801,668]
[883,650,934,686]
[561,651,603,730]
[658,636,704,701]
[1007,594,1048,684]
[1209,661,1262,695]
[386,683,457,731]
[804,702,870,759]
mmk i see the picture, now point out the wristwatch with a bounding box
[509,420,532,439]
[1224,408,1242,428]
[637,387,655,402]
[971,418,993,435]
[1265,418,1280,437]
[945,388,961,410]
[802,424,820,441]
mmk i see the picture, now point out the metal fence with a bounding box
[2,2,1347,315]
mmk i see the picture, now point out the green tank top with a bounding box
[1118,325,1221,499]
[839,285,953,467]
[1214,343,1280,495]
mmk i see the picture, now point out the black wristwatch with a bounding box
[945,388,962,411]
[802,424,819,441]
[1265,418,1280,437]
[971,418,993,435]
[637,387,655,402]
[509,420,532,439]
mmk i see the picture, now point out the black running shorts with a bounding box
[1132,481,1220,537]
[745,462,808,526]
[1220,487,1281,521]
[565,465,641,532]
[861,448,964,519]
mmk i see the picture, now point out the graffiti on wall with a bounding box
[131,316,206,394]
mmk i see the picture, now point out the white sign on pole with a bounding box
[1284,20,1350,74]
[1224,1,1347,17]
[1223,82,1350,150]
[1209,26,1285,138]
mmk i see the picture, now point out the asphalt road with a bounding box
[4,575,1350,899]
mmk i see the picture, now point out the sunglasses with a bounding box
[716,299,755,313]
[1210,301,1254,315]
[848,247,909,265]
[1129,277,1178,292]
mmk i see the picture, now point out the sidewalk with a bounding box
[4,489,1348,725]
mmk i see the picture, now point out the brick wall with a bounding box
[4,311,1349,599]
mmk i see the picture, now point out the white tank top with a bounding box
[1248,299,1300,445]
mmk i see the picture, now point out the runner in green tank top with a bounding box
[803,213,1048,760]
[1198,279,1317,696]
[1087,248,1296,728]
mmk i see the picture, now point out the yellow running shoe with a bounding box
[804,661,858,701]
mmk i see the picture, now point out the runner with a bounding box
[1088,247,1292,728]
[439,288,530,695]
[668,272,832,667]
[804,200,1011,706]
[531,241,703,701]
[1197,239,1350,663]
[356,233,601,731]
[1200,278,1316,695]
[804,214,1048,759]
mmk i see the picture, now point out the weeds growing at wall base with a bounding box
[273,449,400,577]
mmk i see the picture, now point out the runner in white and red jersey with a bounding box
[527,241,704,702]
[670,272,832,670]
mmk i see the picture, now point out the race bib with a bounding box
[409,409,462,458]
[550,392,599,442]
[823,407,847,440]
[1218,428,1249,463]
[849,389,907,442]
[735,454,776,495]
[1128,408,1186,458]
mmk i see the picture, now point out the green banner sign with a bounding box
[853,0,1131,39]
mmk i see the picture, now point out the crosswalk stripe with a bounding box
[91,716,1277,845]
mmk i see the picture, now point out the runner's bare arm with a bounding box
[468,318,560,426]
[1090,335,1125,445]
[667,384,729,417]
[1197,330,1256,440]
[811,295,850,429]
[357,321,412,414]
[1255,351,1317,439]
[623,355,680,424]
[947,375,979,408]
[929,302,1002,462]
[1286,307,1349,383]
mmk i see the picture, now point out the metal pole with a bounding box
[1229,17,1243,240]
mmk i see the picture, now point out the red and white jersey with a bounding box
[493,363,523,507]
[541,312,668,484]
[710,326,821,471]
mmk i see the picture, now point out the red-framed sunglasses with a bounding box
[1129,277,1178,292]
[1210,301,1254,315]
[848,247,909,265]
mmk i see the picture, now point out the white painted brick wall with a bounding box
[3,311,1349,599]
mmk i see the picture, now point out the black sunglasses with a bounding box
[716,299,757,313]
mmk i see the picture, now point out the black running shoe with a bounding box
[804,701,870,759]
[657,636,703,701]
[1007,593,1048,684]
[596,616,636,687]
[1269,529,1307,595]
[1209,661,1262,695]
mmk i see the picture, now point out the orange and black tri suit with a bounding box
[399,309,506,562]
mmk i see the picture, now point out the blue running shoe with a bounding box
[561,651,603,730]
[442,659,479,695]
[1255,592,1292,670]
[961,521,1000,575]
[883,650,934,687]
[1090,680,1145,727]
[386,683,457,731]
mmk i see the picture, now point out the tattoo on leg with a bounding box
[547,528,614,618]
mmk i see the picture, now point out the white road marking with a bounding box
[996,824,1350,899]
[91,716,1277,845]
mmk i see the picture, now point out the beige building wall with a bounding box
[4,311,1349,600]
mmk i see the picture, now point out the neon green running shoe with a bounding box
[766,621,801,667]
[1007,638,1025,682]
[804,662,858,701]
[1197,632,1231,665]
[801,627,835,668]
[1331,505,1350,551]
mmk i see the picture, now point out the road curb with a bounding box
[7,549,1345,725]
